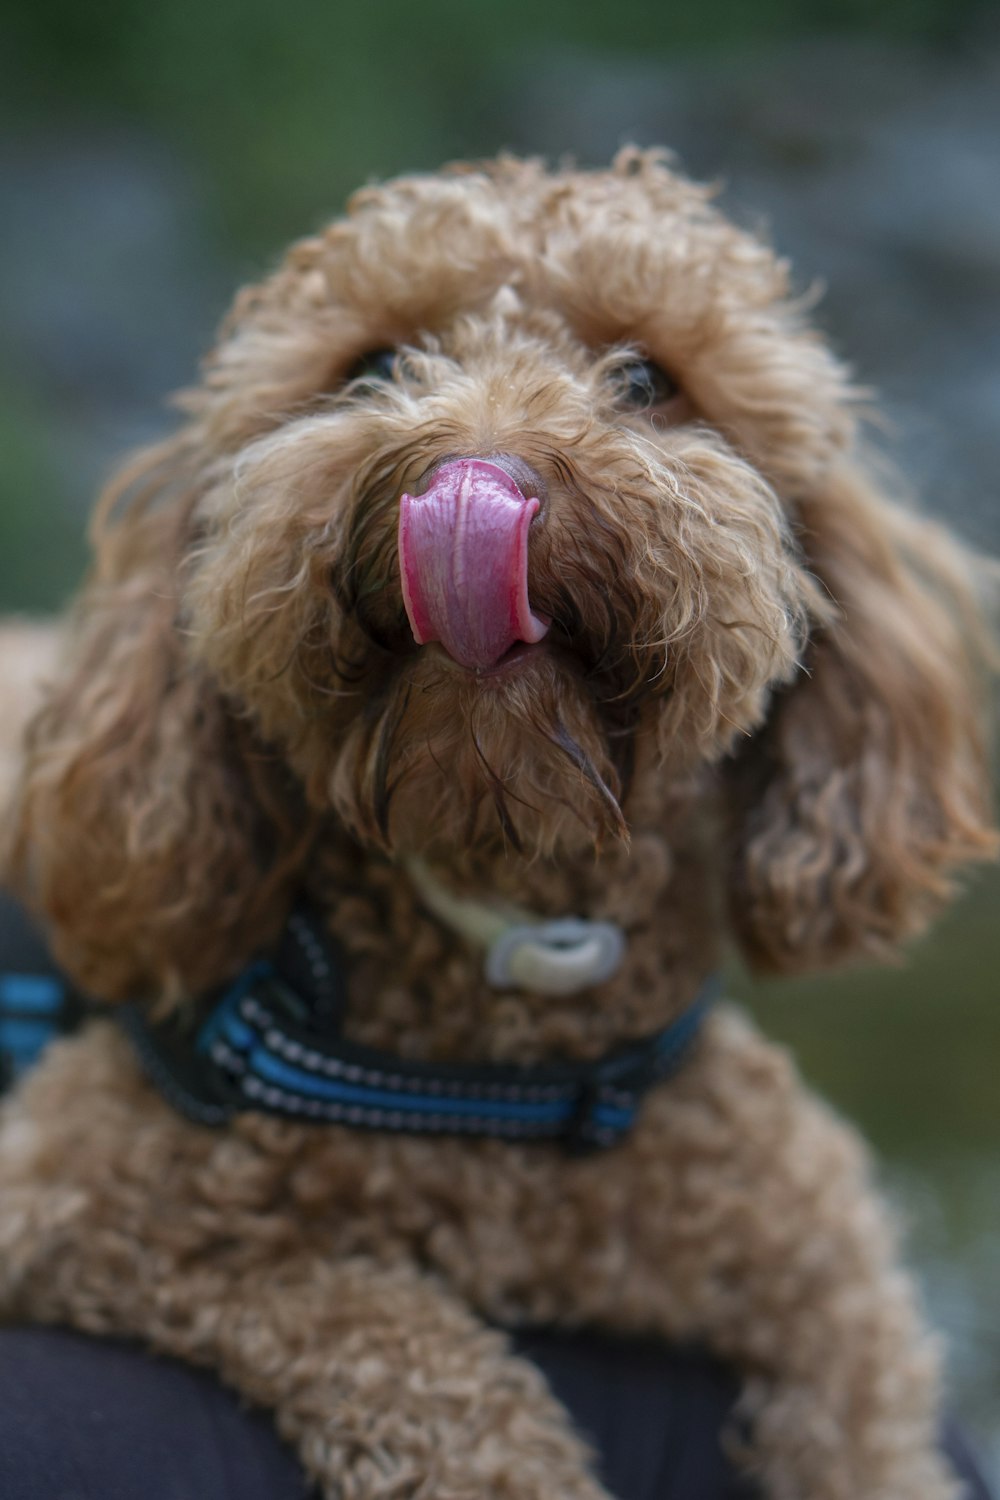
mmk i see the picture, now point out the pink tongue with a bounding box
[398,459,549,669]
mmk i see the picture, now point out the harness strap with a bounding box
[0,972,78,1087]
[0,896,717,1152]
[121,910,718,1151]
[0,892,88,1091]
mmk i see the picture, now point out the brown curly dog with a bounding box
[1,150,996,1500]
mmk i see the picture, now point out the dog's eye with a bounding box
[346,348,399,384]
[613,358,678,411]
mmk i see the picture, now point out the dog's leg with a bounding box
[0,1030,610,1500]
[618,1018,958,1500]
[222,1260,612,1500]
[430,1013,959,1500]
[2,1249,610,1500]
[710,1232,954,1500]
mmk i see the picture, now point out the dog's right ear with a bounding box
[6,433,311,1006]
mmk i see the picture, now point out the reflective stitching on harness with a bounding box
[193,970,718,1145]
[112,911,718,1149]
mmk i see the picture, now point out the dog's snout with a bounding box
[481,453,548,511]
[413,453,548,512]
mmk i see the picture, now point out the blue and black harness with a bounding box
[0,900,717,1152]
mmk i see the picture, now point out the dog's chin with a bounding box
[328,641,628,860]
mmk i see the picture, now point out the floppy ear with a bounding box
[6,434,312,1005]
[727,458,998,973]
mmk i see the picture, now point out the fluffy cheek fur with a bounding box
[186,389,814,859]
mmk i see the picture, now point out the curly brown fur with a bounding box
[1,149,996,1500]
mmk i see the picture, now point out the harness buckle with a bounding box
[565,1048,646,1153]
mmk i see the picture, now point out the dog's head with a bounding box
[11,151,996,1001]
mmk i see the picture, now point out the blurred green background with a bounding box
[3,0,998,1475]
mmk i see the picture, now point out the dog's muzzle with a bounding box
[398,457,549,670]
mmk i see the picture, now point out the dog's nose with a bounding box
[398,457,549,670]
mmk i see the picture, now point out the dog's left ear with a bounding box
[726,457,998,973]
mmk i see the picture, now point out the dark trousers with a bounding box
[0,1326,992,1500]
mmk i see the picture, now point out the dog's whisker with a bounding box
[368,682,412,845]
[548,720,627,842]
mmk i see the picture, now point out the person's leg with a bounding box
[0,1326,314,1500]
[512,1329,756,1500]
[0,1327,992,1500]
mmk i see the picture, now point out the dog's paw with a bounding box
[292,1369,612,1500]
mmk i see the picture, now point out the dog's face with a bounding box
[12,152,995,1000]
[183,154,842,860]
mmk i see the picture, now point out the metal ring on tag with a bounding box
[485,919,626,996]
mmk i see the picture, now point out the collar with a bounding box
[120,909,718,1151]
